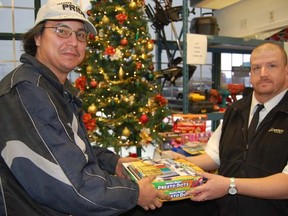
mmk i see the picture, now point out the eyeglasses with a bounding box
[44,25,88,42]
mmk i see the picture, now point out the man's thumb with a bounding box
[147,175,156,182]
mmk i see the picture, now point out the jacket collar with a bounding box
[20,53,82,108]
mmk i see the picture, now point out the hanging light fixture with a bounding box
[190,0,241,10]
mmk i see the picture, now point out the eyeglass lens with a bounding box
[46,26,87,42]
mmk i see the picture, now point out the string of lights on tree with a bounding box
[74,0,172,153]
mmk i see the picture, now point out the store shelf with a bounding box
[160,35,273,54]
[167,98,224,131]
[206,111,224,121]
[207,111,224,130]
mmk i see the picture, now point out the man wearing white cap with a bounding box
[0,0,170,215]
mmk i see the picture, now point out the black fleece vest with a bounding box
[217,93,288,216]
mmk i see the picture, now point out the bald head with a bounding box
[249,42,288,103]
[251,42,287,66]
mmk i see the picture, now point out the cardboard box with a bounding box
[123,158,204,201]
[172,114,207,133]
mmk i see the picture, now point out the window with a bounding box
[221,53,251,87]
[0,0,36,79]
[0,0,86,82]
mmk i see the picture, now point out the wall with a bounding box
[213,0,288,39]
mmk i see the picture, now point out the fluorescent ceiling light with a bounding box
[190,0,241,10]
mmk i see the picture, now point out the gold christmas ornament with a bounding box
[147,53,153,59]
[140,53,147,60]
[148,98,155,108]
[114,97,120,103]
[119,66,124,80]
[94,36,100,42]
[101,15,110,24]
[132,54,138,60]
[115,6,125,12]
[128,95,135,105]
[99,67,104,74]
[116,27,123,35]
[98,29,105,37]
[122,127,131,137]
[86,65,93,73]
[124,51,131,58]
[88,103,97,114]
[139,128,152,144]
[146,42,154,51]
[98,81,107,88]
[121,95,129,103]
[129,1,137,10]
[141,39,147,44]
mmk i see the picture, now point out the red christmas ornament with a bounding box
[149,64,154,71]
[115,13,128,24]
[104,45,116,55]
[155,94,168,106]
[139,114,149,124]
[74,76,87,92]
[120,38,128,46]
[136,62,142,70]
[90,79,98,88]
[87,10,92,16]
[82,113,96,131]
[88,33,95,40]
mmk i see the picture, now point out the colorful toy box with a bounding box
[172,114,207,133]
[123,158,204,201]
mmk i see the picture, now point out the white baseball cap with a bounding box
[35,0,96,35]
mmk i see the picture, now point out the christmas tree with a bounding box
[74,0,171,154]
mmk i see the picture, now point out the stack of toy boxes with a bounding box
[123,158,204,201]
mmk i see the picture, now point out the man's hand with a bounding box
[115,157,139,179]
[137,175,171,210]
[184,172,229,202]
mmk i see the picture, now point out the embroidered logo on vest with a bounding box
[268,128,284,134]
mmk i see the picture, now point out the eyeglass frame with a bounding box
[43,24,88,42]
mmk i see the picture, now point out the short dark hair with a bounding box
[22,22,45,56]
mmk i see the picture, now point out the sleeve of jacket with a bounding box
[0,80,139,216]
[92,146,120,174]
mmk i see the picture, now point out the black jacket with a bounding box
[218,92,288,216]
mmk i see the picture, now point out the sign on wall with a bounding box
[186,33,207,65]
